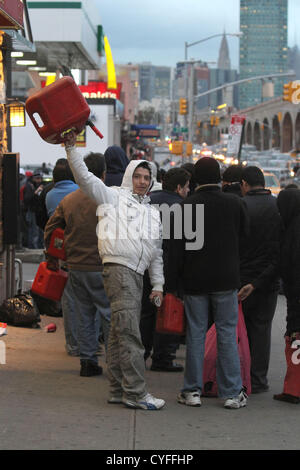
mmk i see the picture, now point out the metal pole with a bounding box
[188,63,195,160]
[184,41,188,61]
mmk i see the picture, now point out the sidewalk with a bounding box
[0,264,299,450]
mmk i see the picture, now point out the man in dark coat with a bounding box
[23,171,44,248]
[222,164,244,197]
[238,166,281,394]
[273,188,300,404]
[104,145,129,187]
[140,168,190,372]
[166,157,249,409]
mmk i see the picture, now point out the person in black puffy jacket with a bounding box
[273,188,300,404]
[104,145,129,187]
[238,166,281,394]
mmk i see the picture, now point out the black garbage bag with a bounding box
[31,292,62,317]
[0,293,40,327]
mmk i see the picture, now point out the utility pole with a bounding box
[188,63,194,161]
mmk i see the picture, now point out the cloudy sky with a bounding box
[99,0,300,70]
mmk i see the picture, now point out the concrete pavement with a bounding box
[0,262,299,450]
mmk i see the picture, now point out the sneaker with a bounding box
[80,360,103,377]
[224,389,248,409]
[177,391,201,407]
[122,393,165,410]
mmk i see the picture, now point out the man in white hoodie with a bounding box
[64,131,165,410]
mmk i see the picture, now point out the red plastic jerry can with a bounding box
[31,262,68,302]
[155,293,185,335]
[25,77,91,144]
[48,228,66,261]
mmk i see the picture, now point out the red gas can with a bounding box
[48,228,66,261]
[31,262,68,302]
[156,293,185,335]
[25,77,91,144]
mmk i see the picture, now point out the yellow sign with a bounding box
[104,36,117,90]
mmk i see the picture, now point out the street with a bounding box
[0,262,298,451]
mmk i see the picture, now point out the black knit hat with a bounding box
[194,157,221,185]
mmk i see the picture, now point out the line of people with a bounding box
[42,133,299,411]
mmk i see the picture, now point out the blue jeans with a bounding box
[69,271,111,364]
[183,290,242,398]
[61,279,79,355]
[26,210,44,249]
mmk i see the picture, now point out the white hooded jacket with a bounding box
[66,146,164,292]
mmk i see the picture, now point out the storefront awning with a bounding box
[0,0,24,30]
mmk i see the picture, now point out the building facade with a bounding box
[239,0,288,109]
[139,63,171,101]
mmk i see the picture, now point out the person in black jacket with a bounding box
[104,145,129,187]
[166,157,249,409]
[140,168,190,372]
[222,164,244,197]
[238,166,281,394]
[273,188,300,404]
[23,171,45,249]
[35,158,72,231]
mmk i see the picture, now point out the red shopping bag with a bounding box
[155,293,185,335]
[202,302,252,396]
[283,333,300,398]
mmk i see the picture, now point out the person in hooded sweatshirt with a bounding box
[64,131,165,411]
[274,188,300,404]
[104,145,129,187]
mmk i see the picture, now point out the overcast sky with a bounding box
[99,0,300,70]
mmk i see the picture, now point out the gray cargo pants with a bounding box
[102,263,146,400]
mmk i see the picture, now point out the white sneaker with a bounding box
[123,393,165,410]
[224,389,248,409]
[177,391,201,407]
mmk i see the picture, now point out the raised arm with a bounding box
[64,131,118,207]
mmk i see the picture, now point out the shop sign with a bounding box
[79,82,122,100]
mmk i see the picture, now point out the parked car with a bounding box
[263,171,281,196]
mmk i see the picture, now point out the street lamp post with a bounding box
[182,32,243,155]
[184,32,243,61]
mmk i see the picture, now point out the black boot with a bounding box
[273,393,300,404]
[80,360,103,377]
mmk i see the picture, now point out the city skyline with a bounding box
[99,0,300,69]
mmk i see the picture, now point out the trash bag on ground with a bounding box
[0,293,40,327]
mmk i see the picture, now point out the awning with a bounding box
[0,0,24,30]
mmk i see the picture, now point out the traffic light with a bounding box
[210,116,220,126]
[170,141,183,155]
[179,98,188,115]
[186,142,193,156]
[283,82,293,102]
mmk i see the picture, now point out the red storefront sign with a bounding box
[0,0,24,30]
[78,82,122,100]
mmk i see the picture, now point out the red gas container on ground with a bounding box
[25,77,91,144]
[31,262,68,302]
[48,228,66,261]
[156,293,185,335]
